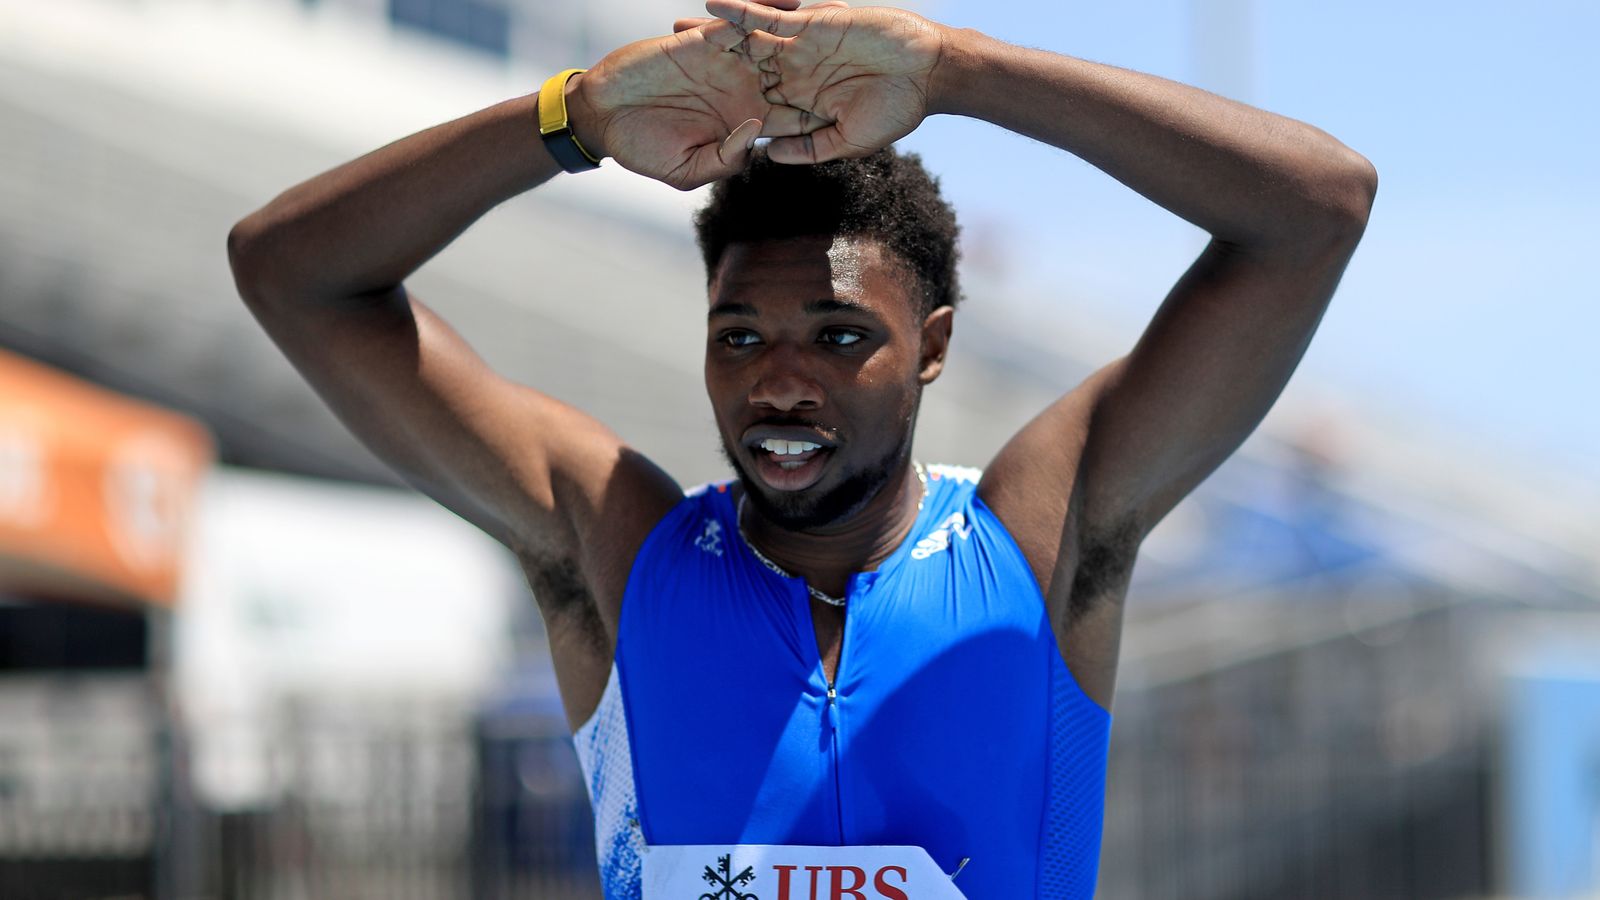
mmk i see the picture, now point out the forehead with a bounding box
[709,236,917,319]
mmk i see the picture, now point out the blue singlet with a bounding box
[573,465,1111,899]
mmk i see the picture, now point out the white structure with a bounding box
[175,467,520,809]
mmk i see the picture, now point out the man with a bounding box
[228,0,1375,896]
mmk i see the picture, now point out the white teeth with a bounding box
[759,438,822,456]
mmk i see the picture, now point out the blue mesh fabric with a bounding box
[1037,655,1112,899]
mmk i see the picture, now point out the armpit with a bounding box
[525,555,607,651]
[1064,521,1140,624]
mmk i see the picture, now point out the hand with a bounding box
[670,0,848,36]
[703,0,946,163]
[570,2,817,190]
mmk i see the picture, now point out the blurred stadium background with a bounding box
[1,0,1597,898]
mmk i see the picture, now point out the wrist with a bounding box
[927,25,989,117]
[563,71,609,161]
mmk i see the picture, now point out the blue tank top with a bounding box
[572,465,1110,899]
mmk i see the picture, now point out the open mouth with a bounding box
[748,437,835,491]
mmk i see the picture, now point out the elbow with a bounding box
[228,211,308,312]
[1269,144,1376,258]
[227,213,274,309]
[1321,145,1379,245]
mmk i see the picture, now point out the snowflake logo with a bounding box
[698,853,758,900]
[695,518,725,556]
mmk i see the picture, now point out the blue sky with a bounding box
[897,1,1599,485]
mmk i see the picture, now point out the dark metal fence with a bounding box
[1100,587,1493,900]
[0,679,601,900]
[0,674,163,900]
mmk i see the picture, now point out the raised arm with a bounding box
[226,13,800,726]
[960,33,1375,704]
[703,1,1376,702]
[227,93,616,553]
[927,30,1378,548]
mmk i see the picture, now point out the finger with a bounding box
[675,118,764,190]
[762,82,790,107]
[805,0,849,7]
[740,28,787,60]
[696,18,740,51]
[673,16,713,32]
[705,0,811,38]
[702,19,787,60]
[698,18,784,59]
[715,117,765,170]
[765,126,870,165]
[760,104,831,137]
[749,0,802,8]
[698,18,747,51]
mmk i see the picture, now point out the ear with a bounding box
[917,306,954,385]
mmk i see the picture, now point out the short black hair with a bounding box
[693,147,961,315]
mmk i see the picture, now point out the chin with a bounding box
[723,443,897,532]
[747,476,875,530]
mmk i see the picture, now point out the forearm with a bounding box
[229,92,565,304]
[930,29,1376,251]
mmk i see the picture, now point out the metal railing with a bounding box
[0,592,1501,899]
[1101,585,1493,899]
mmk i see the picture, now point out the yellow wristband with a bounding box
[538,68,601,173]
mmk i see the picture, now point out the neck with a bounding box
[740,461,926,599]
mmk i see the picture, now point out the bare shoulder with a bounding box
[977,360,1130,587]
[523,443,683,734]
[241,275,686,730]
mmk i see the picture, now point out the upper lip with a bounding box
[742,425,838,450]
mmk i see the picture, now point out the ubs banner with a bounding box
[0,350,211,608]
[642,845,968,899]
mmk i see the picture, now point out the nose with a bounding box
[748,364,824,413]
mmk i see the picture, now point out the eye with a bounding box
[819,328,865,347]
[717,329,761,348]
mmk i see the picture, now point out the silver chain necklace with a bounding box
[736,461,928,608]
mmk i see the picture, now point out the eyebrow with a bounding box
[708,301,757,321]
[806,298,873,316]
[707,297,875,321]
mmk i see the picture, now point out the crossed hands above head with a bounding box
[703,0,944,165]
[572,0,945,190]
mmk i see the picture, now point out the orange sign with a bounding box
[0,350,213,608]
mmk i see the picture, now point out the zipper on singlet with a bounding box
[826,598,848,843]
[814,576,852,845]
[826,677,843,842]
